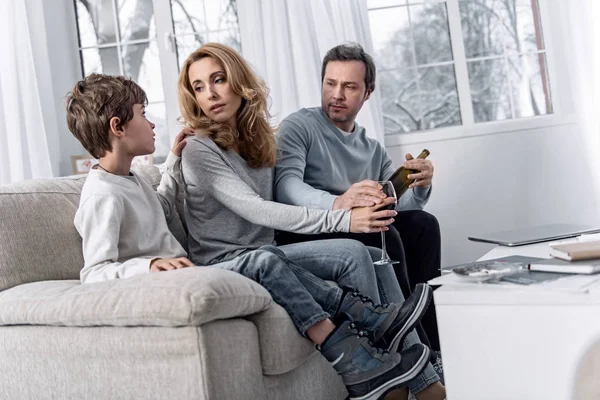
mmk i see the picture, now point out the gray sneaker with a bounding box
[318,317,431,400]
[338,284,433,352]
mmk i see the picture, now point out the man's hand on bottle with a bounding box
[404,153,434,189]
[333,180,386,210]
[348,197,397,233]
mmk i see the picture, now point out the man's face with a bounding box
[321,60,371,130]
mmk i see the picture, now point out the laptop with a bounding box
[468,223,600,247]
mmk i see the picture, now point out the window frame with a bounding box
[72,0,242,157]
[367,0,567,147]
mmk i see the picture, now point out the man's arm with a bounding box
[75,195,153,284]
[274,119,338,210]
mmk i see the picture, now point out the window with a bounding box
[368,0,552,136]
[73,0,239,161]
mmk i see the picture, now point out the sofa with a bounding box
[0,166,348,399]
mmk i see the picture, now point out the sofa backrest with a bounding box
[0,165,187,291]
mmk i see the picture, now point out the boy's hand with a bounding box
[150,257,194,272]
[171,127,196,156]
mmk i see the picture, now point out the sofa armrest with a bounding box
[0,267,272,327]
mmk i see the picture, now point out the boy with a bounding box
[67,74,194,283]
[66,73,433,400]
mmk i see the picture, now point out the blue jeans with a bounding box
[208,245,343,335]
[278,239,440,394]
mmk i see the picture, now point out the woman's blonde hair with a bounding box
[178,43,277,168]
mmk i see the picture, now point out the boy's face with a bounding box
[120,104,156,156]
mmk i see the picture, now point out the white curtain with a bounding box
[238,0,385,144]
[560,1,600,214]
[0,0,53,185]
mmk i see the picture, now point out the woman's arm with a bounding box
[182,139,351,234]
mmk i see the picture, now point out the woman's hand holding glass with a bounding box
[348,197,397,233]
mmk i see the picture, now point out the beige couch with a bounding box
[0,166,347,399]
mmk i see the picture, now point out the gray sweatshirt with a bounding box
[181,135,351,265]
[274,107,431,210]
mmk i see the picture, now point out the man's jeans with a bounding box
[277,239,440,394]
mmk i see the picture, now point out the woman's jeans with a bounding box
[210,238,440,393]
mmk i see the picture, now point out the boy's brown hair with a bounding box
[66,73,147,158]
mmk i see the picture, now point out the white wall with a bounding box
[386,121,599,267]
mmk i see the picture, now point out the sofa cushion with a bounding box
[0,267,272,327]
[0,166,186,291]
[248,304,317,375]
[0,176,86,291]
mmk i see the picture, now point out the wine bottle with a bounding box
[389,149,430,199]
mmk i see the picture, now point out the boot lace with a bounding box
[348,322,390,356]
[350,291,389,309]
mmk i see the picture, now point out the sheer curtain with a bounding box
[0,0,53,185]
[238,0,385,144]
[560,1,600,213]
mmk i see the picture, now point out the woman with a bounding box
[178,43,445,400]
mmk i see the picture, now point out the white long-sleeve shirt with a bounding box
[74,153,187,284]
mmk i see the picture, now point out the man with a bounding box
[274,43,442,357]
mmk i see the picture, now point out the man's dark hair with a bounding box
[321,42,376,93]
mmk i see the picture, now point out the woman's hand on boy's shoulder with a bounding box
[150,257,194,272]
[171,127,197,157]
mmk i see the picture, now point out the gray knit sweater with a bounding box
[181,135,351,265]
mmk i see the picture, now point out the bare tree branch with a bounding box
[421,91,456,119]
[393,101,420,129]
[173,0,204,45]
[383,115,409,133]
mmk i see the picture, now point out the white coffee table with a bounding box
[434,241,600,400]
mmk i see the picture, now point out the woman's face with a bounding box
[188,57,243,128]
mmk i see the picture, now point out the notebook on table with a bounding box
[529,258,600,275]
[468,224,600,247]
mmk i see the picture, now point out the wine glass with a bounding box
[373,181,399,266]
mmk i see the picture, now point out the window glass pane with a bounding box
[370,1,459,133]
[410,3,453,65]
[123,41,164,103]
[75,0,99,48]
[175,33,207,68]
[170,0,240,68]
[419,65,461,129]
[118,0,155,42]
[369,6,413,70]
[81,47,120,76]
[75,0,118,47]
[171,0,206,36]
[468,58,512,122]
[207,29,241,53]
[459,0,545,58]
[203,0,239,31]
[379,69,421,133]
[508,54,552,118]
[146,102,169,161]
